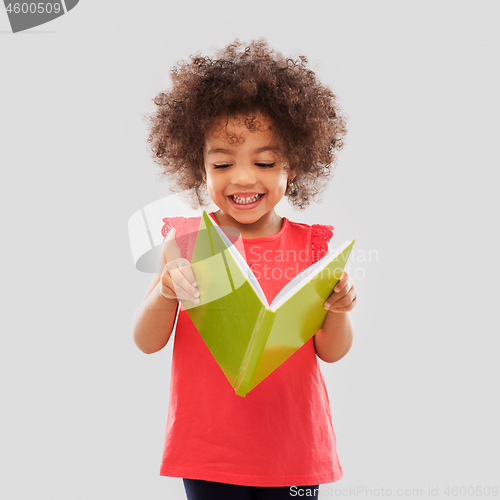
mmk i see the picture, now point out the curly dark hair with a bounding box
[146,38,347,209]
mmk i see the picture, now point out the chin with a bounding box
[229,211,261,224]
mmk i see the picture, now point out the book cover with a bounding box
[183,211,355,396]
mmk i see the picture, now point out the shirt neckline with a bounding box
[208,212,288,243]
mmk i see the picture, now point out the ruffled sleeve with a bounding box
[311,224,335,264]
[161,217,200,261]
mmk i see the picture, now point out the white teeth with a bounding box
[232,194,261,204]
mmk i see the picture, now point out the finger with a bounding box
[325,289,350,310]
[337,289,355,308]
[177,262,197,288]
[159,272,186,302]
[159,281,194,303]
[329,293,357,312]
[168,281,199,303]
[333,271,348,293]
[168,260,199,296]
[169,268,200,302]
[324,289,342,309]
[161,267,198,303]
[325,276,352,309]
[335,278,353,298]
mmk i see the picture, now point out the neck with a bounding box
[212,209,283,239]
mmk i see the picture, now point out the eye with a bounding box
[214,164,231,169]
[256,163,275,168]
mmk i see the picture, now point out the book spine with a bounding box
[234,309,276,397]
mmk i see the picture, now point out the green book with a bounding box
[183,211,355,397]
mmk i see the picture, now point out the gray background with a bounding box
[1,1,499,499]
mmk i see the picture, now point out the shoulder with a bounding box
[311,223,334,263]
[310,223,335,240]
[288,220,335,264]
[285,219,335,239]
[161,216,202,261]
[161,216,201,239]
[285,219,335,264]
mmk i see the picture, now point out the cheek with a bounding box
[272,172,288,194]
[206,176,224,200]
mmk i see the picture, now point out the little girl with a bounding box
[133,39,358,500]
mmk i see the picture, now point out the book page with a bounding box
[269,240,354,312]
[212,224,269,307]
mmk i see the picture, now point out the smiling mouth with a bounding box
[230,194,263,205]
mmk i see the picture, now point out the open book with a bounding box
[183,212,355,397]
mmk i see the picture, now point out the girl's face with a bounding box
[203,113,293,231]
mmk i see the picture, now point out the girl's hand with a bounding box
[324,271,357,313]
[159,258,200,304]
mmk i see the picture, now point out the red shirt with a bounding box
[159,213,342,487]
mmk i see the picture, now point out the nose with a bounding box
[230,163,257,187]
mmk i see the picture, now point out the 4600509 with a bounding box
[5,2,62,14]
[444,485,498,496]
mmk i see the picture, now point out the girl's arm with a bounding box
[313,271,357,363]
[131,230,181,354]
[313,312,353,363]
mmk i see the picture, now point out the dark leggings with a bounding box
[183,478,319,500]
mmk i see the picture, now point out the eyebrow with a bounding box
[206,146,281,156]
